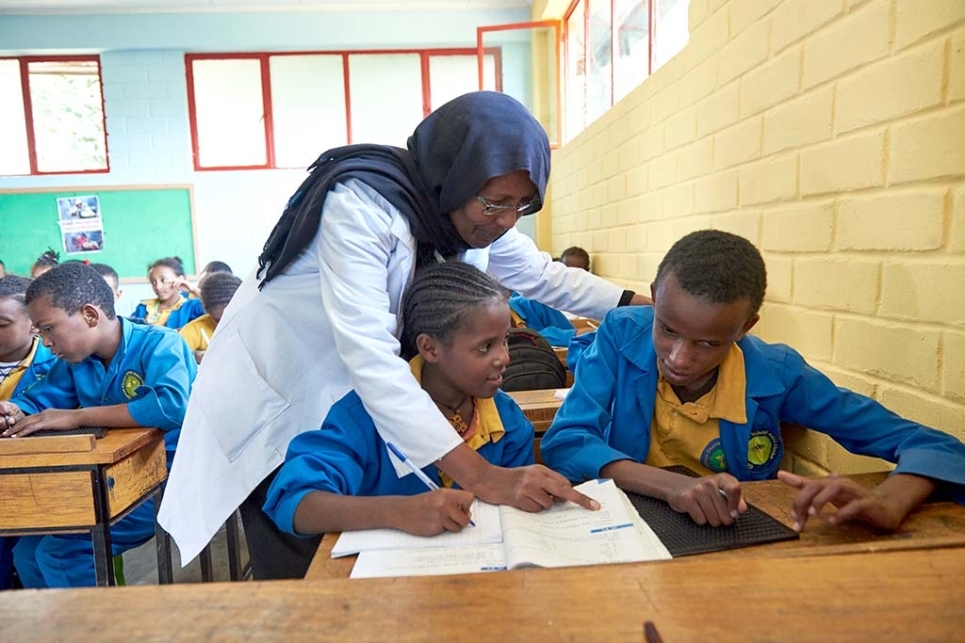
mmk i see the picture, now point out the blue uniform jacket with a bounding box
[541,307,965,492]
[264,389,536,536]
[508,293,576,347]
[131,296,204,330]
[12,317,197,464]
[10,340,57,398]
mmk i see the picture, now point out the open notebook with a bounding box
[336,479,672,579]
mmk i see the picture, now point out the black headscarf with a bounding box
[257,91,551,288]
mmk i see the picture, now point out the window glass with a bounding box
[653,0,689,71]
[586,0,612,125]
[613,0,650,104]
[348,54,423,146]
[428,54,498,111]
[565,0,587,141]
[270,54,347,169]
[191,58,267,168]
[0,59,30,176]
[28,60,107,173]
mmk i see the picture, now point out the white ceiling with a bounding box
[0,0,531,14]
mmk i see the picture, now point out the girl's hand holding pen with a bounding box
[396,489,476,537]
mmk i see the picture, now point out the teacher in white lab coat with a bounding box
[159,91,649,579]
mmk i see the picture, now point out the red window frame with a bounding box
[185,48,502,172]
[1,54,110,176]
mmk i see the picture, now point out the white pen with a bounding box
[386,441,474,527]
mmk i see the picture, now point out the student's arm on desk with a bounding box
[0,403,135,437]
[293,490,476,538]
[601,459,747,527]
[777,470,935,532]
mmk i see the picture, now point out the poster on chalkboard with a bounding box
[57,195,105,254]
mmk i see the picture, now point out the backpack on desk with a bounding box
[501,327,567,392]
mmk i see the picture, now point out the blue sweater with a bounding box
[541,307,965,492]
[264,389,536,536]
[508,293,576,347]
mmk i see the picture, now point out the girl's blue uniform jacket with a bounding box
[541,307,965,493]
[11,317,197,465]
[264,390,536,536]
[131,295,204,330]
[508,292,576,347]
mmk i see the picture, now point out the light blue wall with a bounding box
[0,7,539,312]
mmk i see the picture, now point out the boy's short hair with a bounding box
[202,260,233,275]
[655,230,767,317]
[559,246,591,270]
[0,275,32,307]
[89,263,120,290]
[200,272,242,311]
[25,263,117,320]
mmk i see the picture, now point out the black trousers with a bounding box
[239,467,322,580]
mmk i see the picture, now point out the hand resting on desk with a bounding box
[777,470,936,532]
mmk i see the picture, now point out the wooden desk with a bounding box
[507,388,564,435]
[304,471,965,581]
[0,428,169,586]
[1,548,963,641]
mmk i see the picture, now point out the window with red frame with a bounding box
[564,0,688,141]
[186,48,501,172]
[0,56,109,176]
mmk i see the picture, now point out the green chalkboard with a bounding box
[0,185,197,279]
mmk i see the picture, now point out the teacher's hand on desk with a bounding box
[469,463,600,513]
[777,470,936,532]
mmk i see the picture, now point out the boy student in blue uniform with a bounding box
[0,274,57,590]
[509,247,594,347]
[131,256,204,329]
[541,230,965,532]
[0,263,196,588]
[263,262,568,542]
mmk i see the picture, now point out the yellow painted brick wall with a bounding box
[545,0,965,474]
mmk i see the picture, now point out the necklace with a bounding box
[435,396,474,437]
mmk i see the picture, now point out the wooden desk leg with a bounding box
[92,469,116,587]
[153,487,174,584]
[225,511,242,582]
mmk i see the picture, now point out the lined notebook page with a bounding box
[331,500,502,557]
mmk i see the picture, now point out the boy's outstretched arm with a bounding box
[601,459,747,527]
[292,489,475,537]
[777,470,936,532]
[0,403,136,437]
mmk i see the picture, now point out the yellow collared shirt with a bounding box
[0,336,41,401]
[645,343,748,475]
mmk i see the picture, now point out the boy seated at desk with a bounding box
[179,271,242,363]
[0,263,196,588]
[264,262,573,545]
[541,230,965,532]
[0,274,57,590]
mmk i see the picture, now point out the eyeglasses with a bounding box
[475,194,541,217]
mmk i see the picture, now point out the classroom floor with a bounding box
[123,515,249,585]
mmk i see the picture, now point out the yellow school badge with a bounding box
[122,371,144,399]
[747,430,778,468]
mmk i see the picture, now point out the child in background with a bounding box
[263,262,563,562]
[180,272,242,363]
[179,260,234,299]
[0,274,57,590]
[542,230,965,532]
[89,262,122,302]
[0,263,197,588]
[558,246,591,272]
[30,249,60,279]
[131,257,204,330]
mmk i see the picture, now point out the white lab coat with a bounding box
[158,179,625,562]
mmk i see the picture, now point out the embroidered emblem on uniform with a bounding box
[121,370,144,399]
[700,438,728,472]
[747,430,778,468]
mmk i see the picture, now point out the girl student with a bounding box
[264,262,548,540]
[131,257,204,330]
